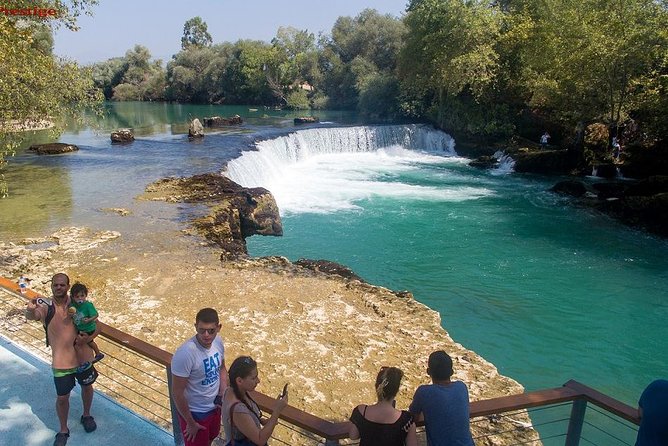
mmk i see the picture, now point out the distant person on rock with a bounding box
[25,272,99,446]
[171,308,228,446]
[635,379,668,446]
[540,131,551,149]
[349,366,417,446]
[612,137,622,161]
[409,350,474,446]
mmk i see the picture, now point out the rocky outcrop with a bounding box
[188,118,204,138]
[550,176,668,237]
[111,129,135,143]
[139,173,282,258]
[203,115,243,127]
[294,116,319,124]
[28,143,79,155]
[294,258,365,282]
[513,149,573,175]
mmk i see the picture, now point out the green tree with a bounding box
[220,40,275,104]
[515,0,668,153]
[320,9,405,111]
[181,16,213,49]
[398,0,501,135]
[266,27,320,106]
[166,45,218,102]
[91,57,126,99]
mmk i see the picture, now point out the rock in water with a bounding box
[140,173,282,259]
[294,116,319,124]
[189,118,204,138]
[203,115,243,127]
[28,143,79,155]
[111,129,135,143]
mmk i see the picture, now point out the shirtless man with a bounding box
[25,273,99,446]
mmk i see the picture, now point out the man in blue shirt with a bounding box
[409,350,474,446]
[635,379,668,446]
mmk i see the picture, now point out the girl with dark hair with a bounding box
[349,366,417,446]
[222,356,288,446]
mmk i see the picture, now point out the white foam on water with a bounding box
[225,125,492,214]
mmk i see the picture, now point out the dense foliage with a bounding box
[86,3,667,149]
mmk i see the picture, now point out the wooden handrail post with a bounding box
[166,365,184,446]
[565,398,587,446]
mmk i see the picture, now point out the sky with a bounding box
[53,0,409,65]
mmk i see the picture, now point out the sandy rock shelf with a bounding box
[0,226,539,445]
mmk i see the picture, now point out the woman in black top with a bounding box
[349,367,417,446]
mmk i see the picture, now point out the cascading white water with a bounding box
[224,124,492,214]
[492,150,516,175]
[225,124,455,187]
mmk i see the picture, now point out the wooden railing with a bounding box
[0,277,641,445]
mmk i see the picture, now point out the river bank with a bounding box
[0,221,537,444]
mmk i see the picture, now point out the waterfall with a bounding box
[492,150,516,175]
[224,124,456,188]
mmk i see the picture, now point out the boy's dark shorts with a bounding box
[54,365,98,396]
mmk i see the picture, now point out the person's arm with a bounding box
[214,359,228,408]
[405,416,418,446]
[408,387,424,423]
[348,406,361,440]
[24,299,45,322]
[219,359,228,394]
[75,325,101,347]
[234,393,288,445]
[171,374,204,441]
[82,315,99,324]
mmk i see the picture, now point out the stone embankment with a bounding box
[0,174,540,445]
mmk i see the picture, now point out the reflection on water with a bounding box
[1,162,73,238]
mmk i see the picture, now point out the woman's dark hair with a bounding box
[70,282,88,296]
[375,366,403,401]
[228,356,261,418]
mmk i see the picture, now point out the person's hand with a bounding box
[25,299,38,320]
[273,388,289,413]
[75,332,90,346]
[184,419,205,441]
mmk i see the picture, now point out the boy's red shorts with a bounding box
[177,407,221,446]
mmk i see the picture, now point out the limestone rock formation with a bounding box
[111,129,135,143]
[203,115,243,127]
[139,173,282,258]
[28,143,79,155]
[294,258,365,282]
[188,118,204,138]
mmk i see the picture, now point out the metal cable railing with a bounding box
[1,278,643,446]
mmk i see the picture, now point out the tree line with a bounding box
[2,0,668,195]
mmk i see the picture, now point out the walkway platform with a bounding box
[0,333,174,446]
